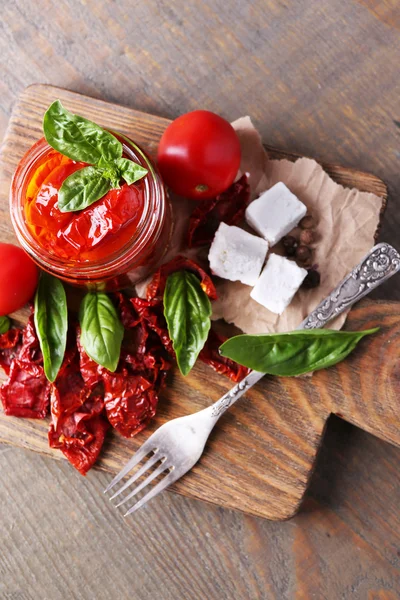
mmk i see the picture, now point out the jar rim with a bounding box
[10,133,167,279]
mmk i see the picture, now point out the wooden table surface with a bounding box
[0,1,399,599]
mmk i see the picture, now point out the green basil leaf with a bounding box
[34,273,68,383]
[79,293,124,372]
[164,271,212,376]
[0,316,11,334]
[43,100,122,163]
[98,161,120,188]
[115,158,148,185]
[58,166,112,212]
[97,156,112,169]
[219,328,379,377]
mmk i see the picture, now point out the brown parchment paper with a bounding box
[137,117,384,334]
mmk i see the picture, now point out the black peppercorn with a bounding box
[299,229,315,245]
[302,269,321,289]
[282,235,298,256]
[299,215,315,229]
[295,245,312,262]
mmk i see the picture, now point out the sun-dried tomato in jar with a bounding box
[10,134,172,291]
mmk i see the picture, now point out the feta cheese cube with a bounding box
[250,254,307,314]
[245,182,307,246]
[208,222,269,286]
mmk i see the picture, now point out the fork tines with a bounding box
[104,444,174,516]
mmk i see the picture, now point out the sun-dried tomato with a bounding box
[50,348,86,425]
[187,174,250,248]
[48,346,109,475]
[76,330,103,391]
[0,294,175,471]
[102,370,159,438]
[146,255,217,301]
[25,153,146,263]
[18,315,45,365]
[0,317,50,418]
[49,401,109,476]
[114,291,138,329]
[76,297,172,441]
[130,297,174,356]
[199,328,250,382]
[98,295,172,438]
[1,360,51,419]
[0,328,21,375]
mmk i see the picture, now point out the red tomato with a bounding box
[0,243,39,315]
[157,110,241,200]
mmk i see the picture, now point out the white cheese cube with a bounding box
[250,254,307,314]
[208,222,269,286]
[245,182,307,246]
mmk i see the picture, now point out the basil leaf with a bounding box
[0,316,10,334]
[115,158,148,185]
[79,293,124,372]
[58,166,112,212]
[98,161,120,189]
[219,328,379,377]
[34,273,68,383]
[43,100,122,163]
[164,271,212,376]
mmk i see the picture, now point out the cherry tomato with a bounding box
[157,110,241,200]
[0,243,39,315]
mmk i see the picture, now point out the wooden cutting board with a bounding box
[0,84,399,521]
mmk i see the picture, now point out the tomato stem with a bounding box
[195,184,209,193]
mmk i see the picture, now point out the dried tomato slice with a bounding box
[0,328,21,375]
[1,359,51,419]
[48,347,109,475]
[77,330,103,391]
[100,295,172,438]
[18,316,44,366]
[50,348,86,427]
[76,296,171,440]
[115,292,139,329]
[130,297,174,356]
[146,255,217,301]
[187,174,250,248]
[102,370,159,438]
[0,317,50,418]
[49,403,109,476]
[199,328,250,382]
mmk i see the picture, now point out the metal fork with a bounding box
[104,243,400,516]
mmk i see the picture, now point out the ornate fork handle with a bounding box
[301,243,400,330]
[210,243,400,419]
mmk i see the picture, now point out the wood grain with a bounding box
[1,2,400,598]
[0,85,398,521]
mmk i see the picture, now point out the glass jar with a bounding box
[10,133,172,291]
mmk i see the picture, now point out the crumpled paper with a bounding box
[138,117,384,334]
